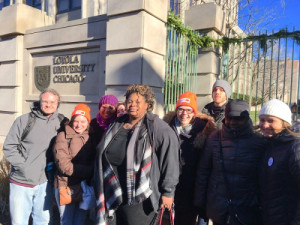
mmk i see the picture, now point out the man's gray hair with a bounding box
[39,88,61,107]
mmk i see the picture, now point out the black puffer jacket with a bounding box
[260,130,300,225]
[163,112,216,212]
[194,121,266,225]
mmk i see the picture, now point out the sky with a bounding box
[238,0,300,34]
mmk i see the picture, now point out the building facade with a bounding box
[0,0,239,143]
[0,0,170,143]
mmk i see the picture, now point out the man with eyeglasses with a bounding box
[3,88,66,225]
[202,80,232,130]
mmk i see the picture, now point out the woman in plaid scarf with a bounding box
[93,84,180,225]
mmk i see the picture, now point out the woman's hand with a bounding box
[160,196,173,211]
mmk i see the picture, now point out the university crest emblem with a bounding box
[34,66,51,91]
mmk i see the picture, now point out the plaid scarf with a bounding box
[95,117,153,225]
[126,121,153,204]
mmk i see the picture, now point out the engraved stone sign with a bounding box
[34,66,51,91]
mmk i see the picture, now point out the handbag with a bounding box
[59,184,83,206]
[155,206,174,225]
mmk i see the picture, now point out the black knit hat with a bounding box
[225,99,250,118]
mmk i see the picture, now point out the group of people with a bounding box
[2,81,300,225]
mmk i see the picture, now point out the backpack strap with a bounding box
[58,113,66,123]
[17,113,36,159]
[21,112,36,142]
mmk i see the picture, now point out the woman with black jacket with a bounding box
[93,85,180,225]
[163,91,216,225]
[194,99,265,225]
[258,99,300,225]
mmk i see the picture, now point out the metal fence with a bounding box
[220,29,300,123]
[164,26,198,113]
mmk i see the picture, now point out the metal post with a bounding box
[269,30,274,100]
[289,28,295,106]
[282,28,288,101]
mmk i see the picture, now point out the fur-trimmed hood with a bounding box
[163,111,216,150]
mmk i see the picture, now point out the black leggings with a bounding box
[107,199,156,225]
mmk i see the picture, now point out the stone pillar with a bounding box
[105,0,168,117]
[184,2,226,110]
[0,4,54,143]
[82,0,107,18]
[45,0,57,19]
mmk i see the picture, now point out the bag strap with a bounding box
[58,113,65,122]
[155,206,175,225]
[20,112,36,142]
[17,113,36,158]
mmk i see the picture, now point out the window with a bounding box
[0,0,10,11]
[58,0,81,13]
[25,0,42,10]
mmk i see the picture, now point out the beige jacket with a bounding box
[53,125,95,188]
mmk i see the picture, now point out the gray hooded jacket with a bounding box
[3,103,64,185]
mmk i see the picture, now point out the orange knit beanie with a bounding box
[175,91,198,114]
[71,104,91,123]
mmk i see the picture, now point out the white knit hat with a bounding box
[258,99,292,125]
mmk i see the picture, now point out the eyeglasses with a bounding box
[41,100,58,106]
[177,108,194,114]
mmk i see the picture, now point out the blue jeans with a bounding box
[54,188,87,225]
[9,182,53,225]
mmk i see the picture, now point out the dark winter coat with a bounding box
[93,112,180,217]
[163,112,216,212]
[90,118,106,149]
[260,129,300,225]
[202,102,226,130]
[53,125,95,188]
[194,121,266,225]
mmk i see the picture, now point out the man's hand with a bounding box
[160,196,173,211]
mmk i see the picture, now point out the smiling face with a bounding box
[212,86,227,107]
[259,115,284,137]
[176,106,194,127]
[125,93,148,121]
[72,115,89,134]
[99,104,116,120]
[117,104,126,117]
[40,92,59,116]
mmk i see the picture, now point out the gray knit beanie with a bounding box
[212,79,232,100]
